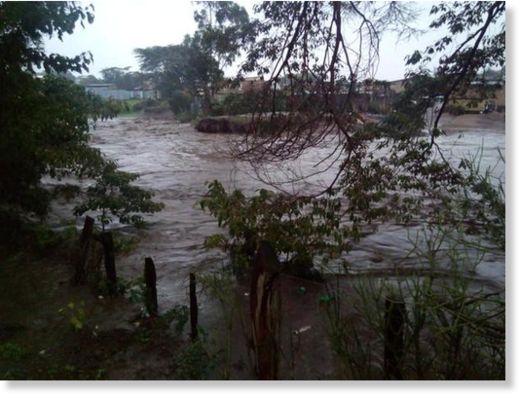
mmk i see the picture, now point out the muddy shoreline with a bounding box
[439,112,505,134]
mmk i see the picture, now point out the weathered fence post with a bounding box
[384,295,406,380]
[144,257,158,316]
[74,216,94,285]
[250,241,281,380]
[189,273,198,341]
[100,231,117,295]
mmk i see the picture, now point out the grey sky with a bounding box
[44,1,499,82]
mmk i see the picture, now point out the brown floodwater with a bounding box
[47,115,505,313]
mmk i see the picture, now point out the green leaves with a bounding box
[0,2,94,74]
[193,1,254,69]
[0,2,133,223]
[200,180,354,274]
[74,162,164,229]
[58,301,87,332]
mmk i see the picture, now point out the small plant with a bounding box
[0,342,27,379]
[112,232,139,254]
[199,269,240,379]
[0,342,25,362]
[321,220,505,380]
[122,277,146,304]
[74,161,164,231]
[173,331,217,380]
[457,147,505,249]
[58,301,87,332]
[161,305,189,336]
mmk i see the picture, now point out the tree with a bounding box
[236,1,503,192]
[405,1,505,136]
[192,1,255,71]
[135,40,222,113]
[0,1,162,234]
[74,162,163,231]
[76,74,102,85]
[100,66,144,90]
[0,2,99,217]
[134,2,254,114]
[236,2,418,181]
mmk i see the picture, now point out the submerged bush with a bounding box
[200,180,354,276]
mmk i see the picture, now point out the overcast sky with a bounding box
[44,1,499,82]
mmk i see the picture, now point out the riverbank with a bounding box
[191,111,506,135]
[0,229,188,380]
[0,226,504,379]
[439,112,505,134]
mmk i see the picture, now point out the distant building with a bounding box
[132,86,158,100]
[83,83,132,100]
[240,76,266,93]
[450,79,505,113]
[386,77,505,114]
[214,78,241,102]
[83,82,159,101]
[389,79,407,95]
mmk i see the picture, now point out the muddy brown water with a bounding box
[43,115,504,378]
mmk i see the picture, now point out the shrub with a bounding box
[445,103,466,115]
[200,180,353,276]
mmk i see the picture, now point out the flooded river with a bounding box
[75,115,505,310]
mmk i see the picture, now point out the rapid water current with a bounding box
[52,115,506,310]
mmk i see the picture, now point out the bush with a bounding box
[211,90,287,117]
[168,90,193,113]
[74,161,164,230]
[176,111,197,123]
[445,103,467,115]
[200,180,353,276]
[323,223,505,380]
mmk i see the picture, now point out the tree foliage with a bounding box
[0,1,162,230]
[74,162,164,230]
[405,1,505,133]
[193,1,255,70]
[135,1,255,114]
[0,1,94,74]
[0,2,103,217]
[100,66,145,90]
[135,40,221,112]
[200,180,351,276]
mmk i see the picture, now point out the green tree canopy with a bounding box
[193,1,255,70]
[135,40,222,112]
[100,66,145,90]
[0,2,103,217]
[0,1,162,231]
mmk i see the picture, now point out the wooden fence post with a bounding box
[74,216,94,285]
[189,273,198,341]
[100,231,117,295]
[384,296,406,380]
[144,257,158,316]
[250,241,281,380]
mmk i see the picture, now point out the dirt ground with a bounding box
[439,112,505,133]
[0,247,184,380]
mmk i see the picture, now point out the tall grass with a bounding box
[323,223,505,380]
